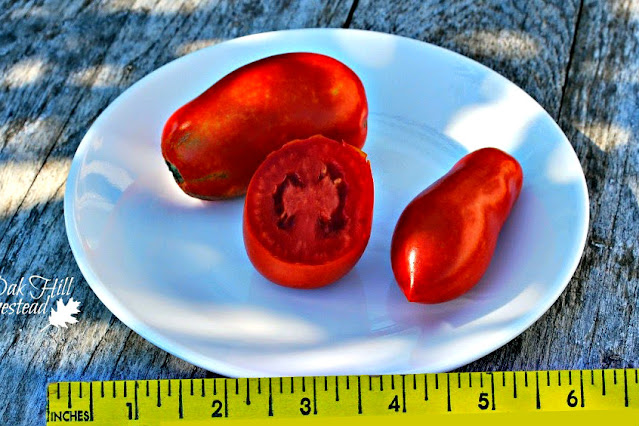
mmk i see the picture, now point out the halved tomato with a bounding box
[243,135,374,288]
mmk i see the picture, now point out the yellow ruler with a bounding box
[47,369,639,425]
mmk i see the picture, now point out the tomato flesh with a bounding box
[243,135,374,288]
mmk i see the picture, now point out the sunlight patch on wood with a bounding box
[176,39,224,56]
[0,158,71,217]
[68,64,124,88]
[453,30,541,60]
[572,120,633,151]
[1,58,47,89]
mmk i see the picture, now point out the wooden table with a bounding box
[1,0,637,424]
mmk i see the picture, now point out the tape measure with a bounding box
[47,369,638,425]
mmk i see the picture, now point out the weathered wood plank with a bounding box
[1,0,638,424]
[0,1,353,424]
[547,0,639,368]
[456,0,639,372]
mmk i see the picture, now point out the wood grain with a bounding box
[0,0,637,424]
[0,1,353,424]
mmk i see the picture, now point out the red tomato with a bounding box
[162,52,368,200]
[243,135,374,288]
[391,148,523,303]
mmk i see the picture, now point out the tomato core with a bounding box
[274,161,346,236]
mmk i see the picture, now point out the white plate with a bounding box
[65,29,589,377]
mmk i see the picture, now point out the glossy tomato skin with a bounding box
[391,148,523,304]
[243,135,374,289]
[162,52,368,200]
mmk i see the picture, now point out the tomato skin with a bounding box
[391,148,523,304]
[161,52,368,200]
[243,135,374,289]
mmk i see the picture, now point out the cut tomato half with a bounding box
[243,135,374,288]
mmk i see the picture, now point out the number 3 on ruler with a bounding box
[300,397,312,415]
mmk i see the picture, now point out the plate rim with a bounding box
[64,27,590,377]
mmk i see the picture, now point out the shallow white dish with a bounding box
[65,29,589,377]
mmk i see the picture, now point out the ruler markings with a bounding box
[424,374,428,401]
[279,377,283,394]
[525,372,528,387]
[89,382,94,421]
[47,386,50,422]
[624,369,628,407]
[480,373,483,388]
[325,376,328,392]
[268,378,273,417]
[490,373,496,411]
[48,369,639,424]
[446,374,451,412]
[580,370,585,408]
[214,378,217,396]
[402,375,407,413]
[134,381,139,420]
[258,377,261,394]
[313,376,318,415]
[224,379,228,418]
[357,376,362,414]
[100,382,104,398]
[535,372,541,410]
[178,380,184,419]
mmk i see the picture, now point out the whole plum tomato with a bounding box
[162,53,368,200]
[391,148,523,304]
[243,135,374,289]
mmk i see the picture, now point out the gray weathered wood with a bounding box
[1,0,638,424]
[0,1,353,424]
